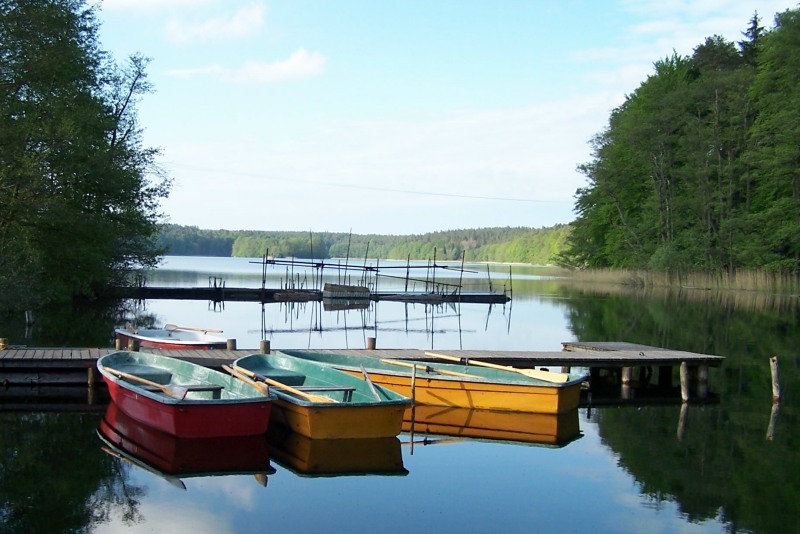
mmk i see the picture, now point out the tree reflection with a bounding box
[0,412,146,533]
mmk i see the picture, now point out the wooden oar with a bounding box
[360,365,381,400]
[380,359,475,378]
[164,324,223,333]
[105,368,190,399]
[229,365,337,404]
[222,365,271,396]
[424,352,570,383]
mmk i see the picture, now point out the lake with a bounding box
[1,256,798,534]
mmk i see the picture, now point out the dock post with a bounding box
[115,338,124,350]
[227,339,237,351]
[127,338,139,351]
[621,367,633,384]
[87,367,96,387]
[621,367,633,399]
[680,362,690,402]
[0,338,7,350]
[367,337,376,350]
[770,356,781,402]
[260,340,271,354]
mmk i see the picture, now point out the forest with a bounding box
[559,9,800,275]
[156,224,572,265]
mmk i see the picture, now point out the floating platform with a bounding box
[106,286,510,304]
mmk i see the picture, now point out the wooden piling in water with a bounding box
[770,356,781,401]
[227,339,237,350]
[260,339,271,354]
[680,362,690,402]
[367,337,376,350]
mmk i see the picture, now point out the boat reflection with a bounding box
[266,424,408,477]
[97,401,275,489]
[403,405,582,447]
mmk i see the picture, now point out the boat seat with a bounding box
[141,384,224,399]
[259,370,306,387]
[116,365,172,384]
[296,385,357,401]
[295,386,356,392]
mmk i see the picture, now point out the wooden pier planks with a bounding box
[0,342,724,370]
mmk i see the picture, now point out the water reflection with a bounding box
[265,424,407,477]
[97,402,275,489]
[404,405,581,447]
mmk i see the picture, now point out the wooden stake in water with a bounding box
[770,356,781,402]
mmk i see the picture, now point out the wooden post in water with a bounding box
[0,338,7,350]
[621,367,633,399]
[87,367,96,387]
[115,338,124,350]
[770,356,781,402]
[367,337,376,350]
[227,339,237,350]
[768,356,781,441]
[680,362,690,402]
[127,338,139,351]
[260,340,271,354]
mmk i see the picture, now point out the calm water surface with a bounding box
[1,256,798,534]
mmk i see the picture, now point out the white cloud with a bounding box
[165,2,265,43]
[231,49,327,83]
[166,48,326,84]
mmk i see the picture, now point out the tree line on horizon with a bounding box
[156,224,573,265]
[559,9,800,275]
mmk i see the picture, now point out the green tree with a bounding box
[0,0,170,310]
[745,8,800,272]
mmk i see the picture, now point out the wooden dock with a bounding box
[0,341,722,404]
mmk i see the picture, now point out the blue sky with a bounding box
[93,0,792,235]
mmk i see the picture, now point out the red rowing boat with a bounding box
[97,351,273,438]
[114,324,228,350]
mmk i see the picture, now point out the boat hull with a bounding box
[234,353,411,439]
[115,328,227,350]
[98,351,273,438]
[279,350,587,414]
[270,399,407,439]
[341,369,582,413]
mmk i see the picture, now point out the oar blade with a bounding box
[517,368,570,383]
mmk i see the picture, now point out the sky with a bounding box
[92,0,793,235]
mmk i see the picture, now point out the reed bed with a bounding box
[565,269,800,294]
[561,268,800,313]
